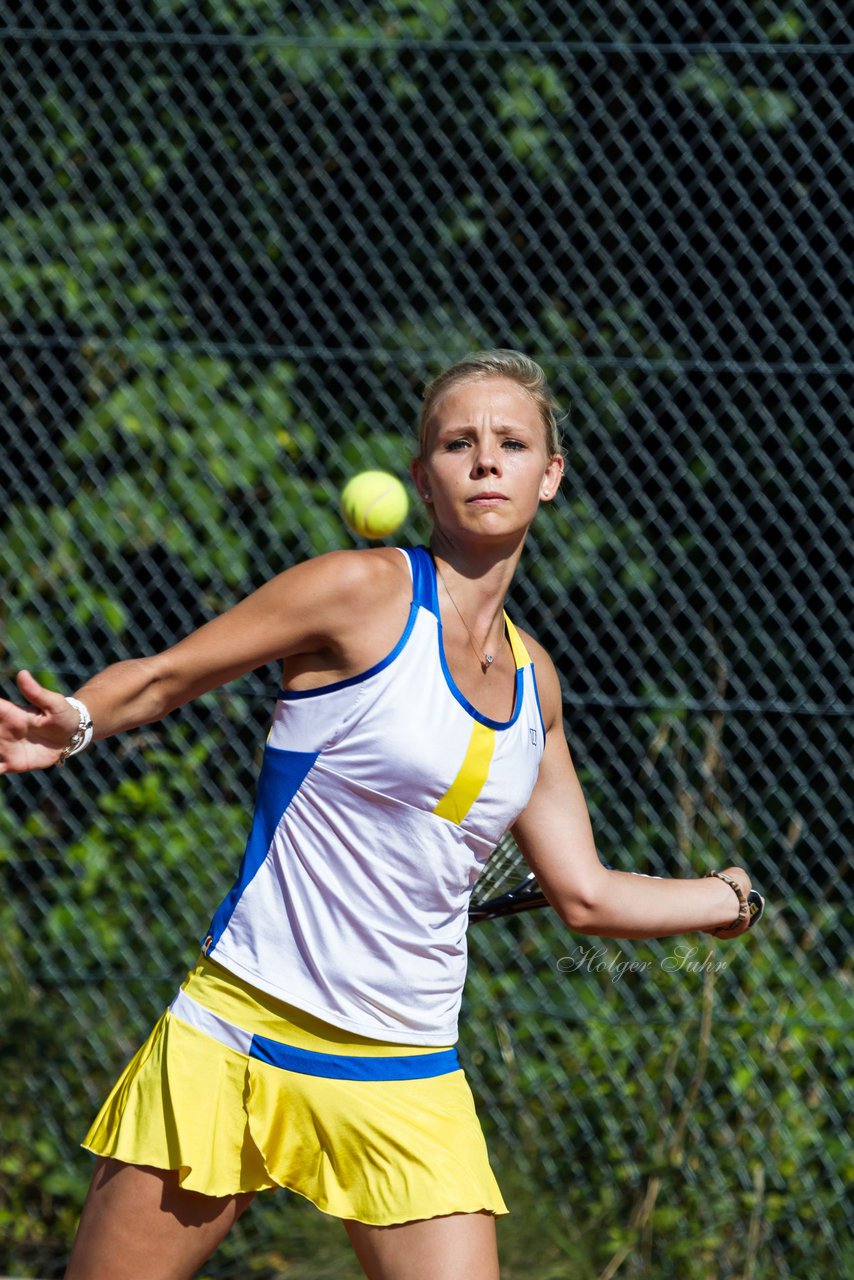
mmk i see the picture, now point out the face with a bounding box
[411,377,564,541]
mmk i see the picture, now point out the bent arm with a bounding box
[511,647,755,940]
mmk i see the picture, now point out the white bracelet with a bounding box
[57,697,94,766]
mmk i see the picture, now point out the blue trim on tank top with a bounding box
[405,543,436,609]
[278,599,419,700]
[276,546,530,731]
[438,655,524,731]
[529,661,547,743]
[409,545,526,731]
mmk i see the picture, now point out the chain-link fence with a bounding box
[1,3,851,1278]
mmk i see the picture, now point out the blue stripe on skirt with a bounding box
[249,1035,460,1080]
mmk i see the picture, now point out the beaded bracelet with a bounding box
[57,697,94,766]
[707,869,750,933]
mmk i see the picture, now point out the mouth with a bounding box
[467,491,508,503]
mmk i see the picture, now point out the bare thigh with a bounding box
[344,1211,500,1280]
[65,1158,255,1280]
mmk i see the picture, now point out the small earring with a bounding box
[423,491,431,500]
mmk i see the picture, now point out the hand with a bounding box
[0,670,79,774]
[703,866,762,940]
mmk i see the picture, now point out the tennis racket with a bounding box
[468,834,547,922]
[467,834,766,927]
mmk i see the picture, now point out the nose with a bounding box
[471,436,501,476]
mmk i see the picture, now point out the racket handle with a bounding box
[746,889,765,928]
[469,879,548,923]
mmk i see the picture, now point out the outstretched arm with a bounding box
[0,549,402,775]
[511,642,757,941]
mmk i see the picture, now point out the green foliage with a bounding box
[0,732,244,1274]
[491,61,577,179]
[677,58,797,132]
[464,911,854,1278]
[0,206,176,335]
[1,345,423,680]
[766,12,806,42]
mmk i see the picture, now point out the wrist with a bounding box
[57,697,94,766]
[706,869,749,934]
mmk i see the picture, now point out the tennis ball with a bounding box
[340,470,409,540]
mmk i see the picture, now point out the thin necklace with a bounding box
[434,561,502,674]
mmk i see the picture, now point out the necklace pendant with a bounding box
[482,654,494,670]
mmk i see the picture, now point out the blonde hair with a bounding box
[417,349,564,458]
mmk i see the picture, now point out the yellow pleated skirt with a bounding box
[83,957,507,1225]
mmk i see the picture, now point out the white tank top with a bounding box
[203,547,546,1044]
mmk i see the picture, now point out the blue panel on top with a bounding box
[203,746,318,951]
[405,546,438,611]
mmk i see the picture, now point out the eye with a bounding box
[502,438,527,450]
[444,437,471,451]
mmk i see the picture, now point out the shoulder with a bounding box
[277,546,414,656]
[286,545,411,604]
[512,623,564,732]
[320,545,411,582]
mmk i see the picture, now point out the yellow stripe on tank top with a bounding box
[432,720,496,825]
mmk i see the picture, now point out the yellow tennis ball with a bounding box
[340,470,409,540]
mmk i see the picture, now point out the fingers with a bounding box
[708,888,765,940]
[16,668,64,713]
[701,869,761,941]
[0,672,75,774]
[0,739,65,775]
[721,864,752,896]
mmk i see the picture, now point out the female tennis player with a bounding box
[0,351,759,1280]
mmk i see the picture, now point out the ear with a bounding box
[410,457,432,502]
[539,454,565,502]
